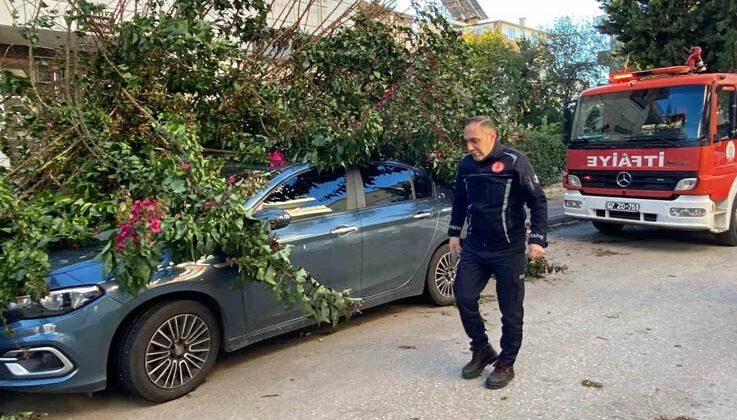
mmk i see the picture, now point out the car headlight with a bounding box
[7,286,104,321]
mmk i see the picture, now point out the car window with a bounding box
[716,86,736,139]
[413,169,433,199]
[360,164,414,207]
[260,168,347,219]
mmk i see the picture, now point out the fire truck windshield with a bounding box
[570,84,708,148]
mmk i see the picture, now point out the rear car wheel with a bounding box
[117,300,221,402]
[592,221,624,234]
[715,194,737,246]
[424,243,457,306]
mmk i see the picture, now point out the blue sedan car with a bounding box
[1,161,458,402]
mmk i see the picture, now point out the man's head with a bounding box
[464,116,498,161]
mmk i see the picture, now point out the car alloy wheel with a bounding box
[434,251,457,298]
[145,314,212,389]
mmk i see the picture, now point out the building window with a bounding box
[507,27,516,39]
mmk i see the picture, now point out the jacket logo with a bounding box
[491,161,505,173]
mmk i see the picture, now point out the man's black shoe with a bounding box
[485,361,515,389]
[461,344,498,379]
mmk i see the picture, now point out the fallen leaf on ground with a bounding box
[581,379,604,389]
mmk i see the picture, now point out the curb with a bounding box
[549,214,578,228]
[543,183,565,198]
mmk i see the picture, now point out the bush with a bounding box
[509,125,566,186]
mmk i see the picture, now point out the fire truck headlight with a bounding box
[670,208,707,217]
[674,178,698,191]
[564,200,583,209]
[567,174,582,188]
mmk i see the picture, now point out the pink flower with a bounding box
[268,151,287,168]
[227,175,237,185]
[115,198,166,252]
[115,223,138,252]
[149,217,161,234]
[182,160,191,170]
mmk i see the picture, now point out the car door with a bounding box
[241,167,362,333]
[357,163,438,297]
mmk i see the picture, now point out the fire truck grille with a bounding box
[569,170,697,191]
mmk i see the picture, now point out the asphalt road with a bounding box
[2,222,736,420]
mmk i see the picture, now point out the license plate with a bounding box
[606,202,640,212]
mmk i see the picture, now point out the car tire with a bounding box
[424,243,457,306]
[592,221,624,234]
[117,300,221,402]
[715,194,737,246]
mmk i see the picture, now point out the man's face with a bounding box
[464,122,497,161]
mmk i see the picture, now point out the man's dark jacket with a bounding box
[448,141,548,252]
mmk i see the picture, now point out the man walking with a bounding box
[449,116,548,389]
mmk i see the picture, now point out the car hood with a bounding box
[47,246,106,289]
[46,244,176,290]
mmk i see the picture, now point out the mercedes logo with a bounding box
[616,171,633,188]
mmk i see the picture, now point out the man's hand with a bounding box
[527,243,545,260]
[449,236,462,256]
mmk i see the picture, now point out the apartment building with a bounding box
[463,17,547,42]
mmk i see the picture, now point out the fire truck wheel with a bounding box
[715,196,737,246]
[592,221,624,234]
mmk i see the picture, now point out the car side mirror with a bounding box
[254,208,291,230]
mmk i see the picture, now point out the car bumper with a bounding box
[563,191,716,231]
[0,294,122,393]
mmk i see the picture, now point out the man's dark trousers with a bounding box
[453,238,526,365]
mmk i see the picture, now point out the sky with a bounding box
[475,0,604,29]
[395,0,604,29]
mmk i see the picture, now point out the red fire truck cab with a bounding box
[562,56,737,245]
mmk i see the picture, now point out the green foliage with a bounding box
[0,70,31,101]
[464,21,605,133]
[1,0,369,326]
[544,16,611,101]
[0,413,47,420]
[525,257,568,279]
[509,124,567,186]
[0,188,113,327]
[464,31,544,133]
[0,0,584,328]
[599,0,737,72]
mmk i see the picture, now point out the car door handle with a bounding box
[413,211,434,219]
[330,225,359,235]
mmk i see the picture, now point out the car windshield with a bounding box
[571,84,709,147]
[220,162,283,182]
